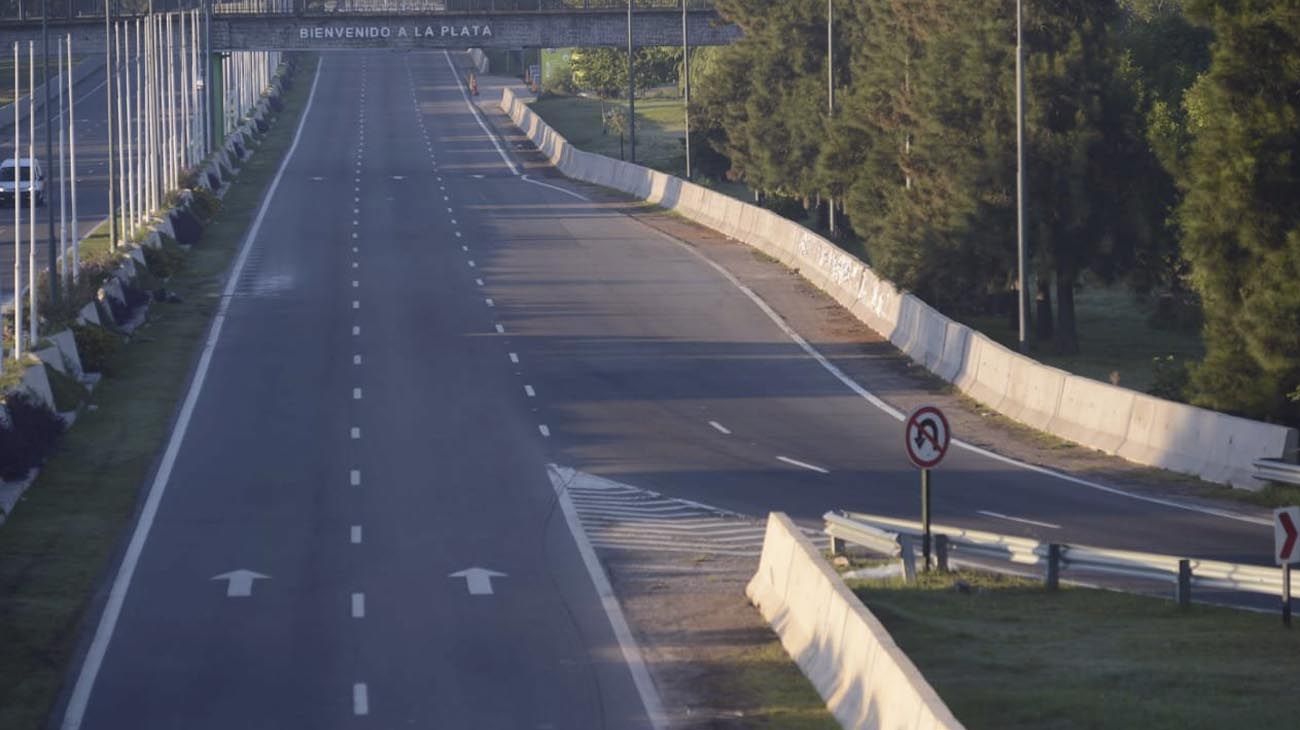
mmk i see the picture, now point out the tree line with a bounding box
[679,0,1299,426]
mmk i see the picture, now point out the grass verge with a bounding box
[850,570,1300,729]
[529,94,688,175]
[700,640,840,729]
[0,53,318,730]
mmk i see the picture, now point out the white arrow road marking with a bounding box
[449,567,507,595]
[211,570,269,598]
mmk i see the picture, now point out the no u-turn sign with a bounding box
[905,406,951,469]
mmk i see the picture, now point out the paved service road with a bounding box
[62,46,1273,727]
[63,54,653,729]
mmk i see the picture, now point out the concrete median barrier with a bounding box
[747,513,965,730]
[499,87,1299,488]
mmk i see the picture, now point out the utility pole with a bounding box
[626,0,635,164]
[682,0,690,180]
[1015,0,1029,354]
[43,0,58,304]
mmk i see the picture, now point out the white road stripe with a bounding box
[777,456,830,474]
[708,420,731,435]
[350,470,361,486]
[352,326,360,336]
[351,427,361,440]
[524,385,535,397]
[353,354,362,365]
[353,683,369,716]
[494,324,505,334]
[485,298,494,307]
[509,352,519,364]
[353,388,362,400]
[351,593,366,618]
[350,525,362,544]
[546,466,666,729]
[977,510,1061,530]
[58,60,327,730]
[539,425,550,437]
[352,301,360,309]
[443,50,520,176]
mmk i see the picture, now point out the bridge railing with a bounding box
[210,0,714,15]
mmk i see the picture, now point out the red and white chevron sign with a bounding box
[1275,507,1300,565]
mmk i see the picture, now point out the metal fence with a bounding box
[825,510,1284,605]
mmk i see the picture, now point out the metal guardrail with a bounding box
[825,510,1284,604]
[1254,458,1300,486]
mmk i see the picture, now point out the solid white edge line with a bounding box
[59,59,326,730]
[650,225,1270,527]
[521,173,591,202]
[708,420,731,435]
[547,465,667,730]
[977,510,1062,530]
[776,456,830,475]
[442,49,519,176]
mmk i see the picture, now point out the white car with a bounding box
[0,157,45,206]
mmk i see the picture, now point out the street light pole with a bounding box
[827,0,835,235]
[627,0,635,164]
[682,0,690,180]
[1016,0,1029,354]
[43,0,58,304]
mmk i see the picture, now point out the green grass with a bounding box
[702,641,840,729]
[529,94,690,176]
[961,285,1203,394]
[0,53,318,730]
[850,570,1300,729]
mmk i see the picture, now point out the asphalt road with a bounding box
[59,47,1277,727]
[62,54,653,729]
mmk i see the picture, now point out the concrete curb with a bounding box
[500,87,1299,490]
[747,513,965,729]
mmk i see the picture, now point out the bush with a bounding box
[70,323,121,375]
[169,207,204,246]
[189,187,221,223]
[142,238,186,279]
[1148,355,1191,402]
[45,366,88,413]
[0,390,65,481]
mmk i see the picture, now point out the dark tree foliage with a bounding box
[1176,0,1300,422]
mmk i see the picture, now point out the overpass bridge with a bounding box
[0,1,739,52]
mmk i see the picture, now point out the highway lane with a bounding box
[413,53,1274,566]
[62,54,653,728]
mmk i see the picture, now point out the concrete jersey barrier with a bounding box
[499,87,1299,489]
[747,513,965,729]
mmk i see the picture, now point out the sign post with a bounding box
[1274,506,1300,627]
[905,406,951,571]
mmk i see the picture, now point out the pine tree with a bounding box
[1177,0,1300,421]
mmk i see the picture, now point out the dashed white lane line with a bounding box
[977,510,1062,530]
[467,260,476,267]
[353,354,362,364]
[539,425,551,437]
[495,324,505,334]
[351,593,366,619]
[776,456,830,474]
[353,683,369,716]
[509,352,519,364]
[350,525,363,544]
[352,280,359,287]
[709,420,731,435]
[524,385,536,397]
[475,278,484,286]
[353,301,360,310]
[351,427,361,440]
[352,326,361,336]
[454,231,462,238]
[350,469,362,486]
[461,245,469,252]
[485,298,494,307]
[353,387,363,400]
